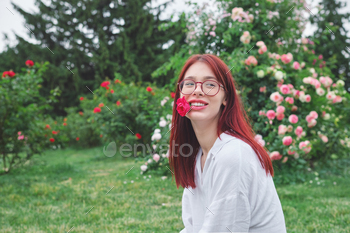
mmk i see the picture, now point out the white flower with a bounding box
[257,70,264,78]
[147,159,152,163]
[151,133,162,141]
[161,100,167,106]
[159,120,167,127]
[154,129,161,134]
[169,123,172,129]
[166,114,172,121]
[161,153,167,158]
[164,96,170,101]
[161,176,167,180]
[324,113,330,120]
[171,101,174,107]
[309,68,315,74]
[336,80,345,87]
[152,144,157,150]
[316,88,325,96]
[274,71,284,80]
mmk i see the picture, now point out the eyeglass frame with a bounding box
[177,79,226,96]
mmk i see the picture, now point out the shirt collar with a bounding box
[198,130,237,158]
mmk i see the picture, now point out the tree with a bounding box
[309,0,350,93]
[0,0,186,116]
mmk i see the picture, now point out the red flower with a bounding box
[100,134,103,138]
[7,71,15,77]
[115,79,121,84]
[99,103,104,108]
[25,60,34,67]
[52,131,58,135]
[116,101,121,106]
[146,87,152,92]
[110,89,114,94]
[101,81,110,88]
[44,124,51,129]
[135,133,142,139]
[176,96,191,117]
[49,138,55,142]
[171,92,175,98]
[79,111,83,116]
[2,71,9,78]
[93,107,101,113]
[63,122,67,126]
[76,137,79,141]
[80,97,84,101]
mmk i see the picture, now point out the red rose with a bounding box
[99,103,104,107]
[111,89,114,94]
[80,97,84,101]
[135,133,142,139]
[79,111,83,116]
[93,107,101,113]
[2,71,9,78]
[171,92,175,98]
[63,123,67,126]
[101,81,110,88]
[44,124,51,129]
[146,87,152,92]
[49,138,55,142]
[7,71,15,77]
[76,137,79,141]
[52,131,58,135]
[25,60,34,67]
[176,96,191,117]
[116,101,121,106]
[115,79,121,84]
[100,134,103,138]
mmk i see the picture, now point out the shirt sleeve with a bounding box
[199,141,252,233]
[180,188,193,233]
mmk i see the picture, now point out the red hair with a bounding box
[168,54,274,189]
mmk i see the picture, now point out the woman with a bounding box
[168,54,287,233]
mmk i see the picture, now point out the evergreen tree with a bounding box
[309,0,350,92]
[0,0,186,115]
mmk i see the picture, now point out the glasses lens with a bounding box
[203,80,219,96]
[180,80,195,95]
[179,80,220,96]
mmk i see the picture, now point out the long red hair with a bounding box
[168,54,274,189]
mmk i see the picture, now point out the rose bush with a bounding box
[0,61,60,174]
[145,0,350,183]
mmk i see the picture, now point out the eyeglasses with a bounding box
[177,79,225,96]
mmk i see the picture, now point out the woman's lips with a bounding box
[190,104,208,110]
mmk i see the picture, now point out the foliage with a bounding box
[0,0,187,116]
[0,61,59,174]
[145,0,350,184]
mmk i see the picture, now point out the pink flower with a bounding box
[305,94,311,102]
[288,114,298,124]
[18,135,24,140]
[293,61,300,70]
[176,96,191,117]
[307,119,317,128]
[275,54,280,60]
[258,45,267,54]
[18,131,22,135]
[281,53,293,64]
[254,134,265,147]
[287,150,296,155]
[309,111,318,119]
[280,85,290,94]
[278,125,288,135]
[295,126,303,137]
[270,151,282,160]
[259,110,266,116]
[259,86,266,92]
[306,115,314,123]
[285,97,294,104]
[153,154,160,162]
[245,55,258,66]
[276,106,285,114]
[318,54,323,60]
[270,92,283,103]
[333,96,342,103]
[291,106,298,112]
[266,110,276,120]
[299,141,311,153]
[276,113,285,121]
[209,31,216,37]
[282,136,293,146]
[282,157,288,163]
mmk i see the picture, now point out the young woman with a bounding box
[168,54,287,233]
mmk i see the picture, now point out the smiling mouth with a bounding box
[189,103,208,106]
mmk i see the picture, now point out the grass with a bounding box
[0,146,349,233]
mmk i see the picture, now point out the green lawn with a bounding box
[0,146,349,233]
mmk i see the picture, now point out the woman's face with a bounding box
[180,61,227,121]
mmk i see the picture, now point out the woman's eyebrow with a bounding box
[184,76,217,80]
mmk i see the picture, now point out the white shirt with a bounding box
[180,131,287,233]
